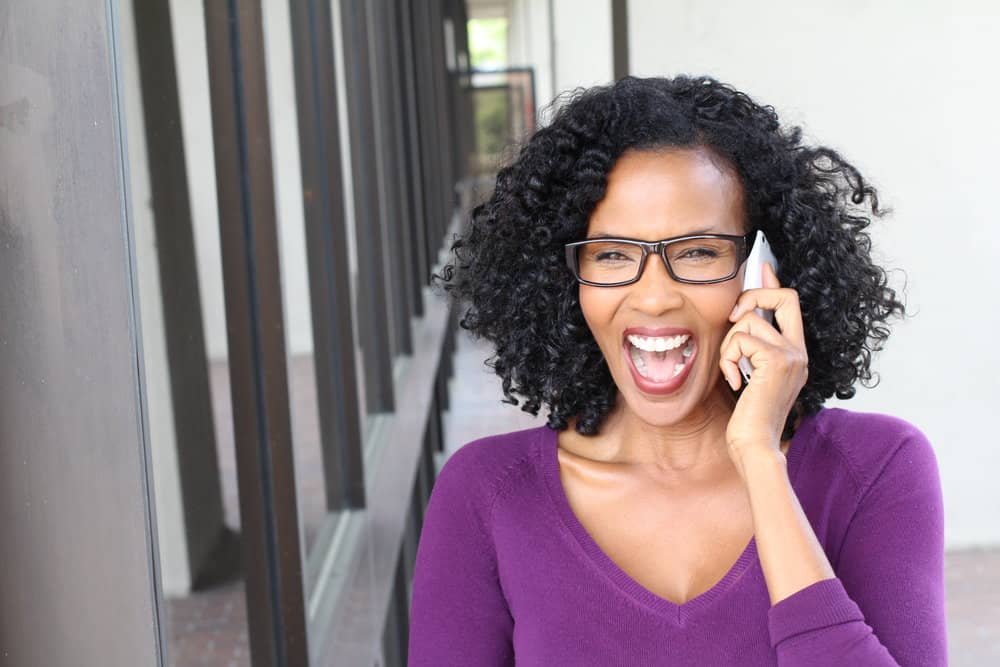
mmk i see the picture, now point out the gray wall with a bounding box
[0,1,163,665]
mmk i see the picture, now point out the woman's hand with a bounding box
[718,261,809,471]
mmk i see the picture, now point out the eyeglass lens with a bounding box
[575,239,740,284]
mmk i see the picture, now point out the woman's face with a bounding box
[579,147,747,429]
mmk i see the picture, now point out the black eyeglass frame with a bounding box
[564,231,757,287]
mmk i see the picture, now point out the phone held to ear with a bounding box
[736,230,779,385]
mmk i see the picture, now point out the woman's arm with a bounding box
[746,428,947,666]
[724,264,947,664]
[407,446,515,666]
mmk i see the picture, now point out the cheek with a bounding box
[578,288,617,339]
[705,291,742,350]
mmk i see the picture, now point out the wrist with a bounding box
[733,443,787,480]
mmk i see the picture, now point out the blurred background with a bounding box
[0,1,996,665]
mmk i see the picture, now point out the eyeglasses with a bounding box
[564,232,756,287]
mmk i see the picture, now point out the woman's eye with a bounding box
[595,251,631,262]
[678,248,718,259]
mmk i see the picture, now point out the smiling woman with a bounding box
[411,75,946,666]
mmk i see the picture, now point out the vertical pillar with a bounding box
[0,1,164,664]
[202,1,308,664]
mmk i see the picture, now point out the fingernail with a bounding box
[730,304,740,319]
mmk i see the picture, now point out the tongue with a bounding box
[637,346,686,381]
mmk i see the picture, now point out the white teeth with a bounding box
[626,333,690,352]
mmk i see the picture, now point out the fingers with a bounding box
[722,309,787,351]
[719,329,808,391]
[719,315,760,389]
[721,264,809,390]
[719,331,779,390]
[719,263,809,392]
[728,264,806,350]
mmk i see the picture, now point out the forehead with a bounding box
[587,147,746,238]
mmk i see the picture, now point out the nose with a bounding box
[630,251,684,310]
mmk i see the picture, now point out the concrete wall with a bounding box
[551,0,613,99]
[508,0,555,118]
[629,0,999,548]
[508,0,614,121]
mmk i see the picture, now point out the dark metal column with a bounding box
[613,0,630,81]
[383,0,424,317]
[288,0,366,511]
[202,2,307,665]
[397,0,431,297]
[341,0,396,414]
[426,0,456,235]
[132,0,229,585]
[410,0,447,270]
[369,0,414,356]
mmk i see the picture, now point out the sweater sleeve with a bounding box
[407,446,515,666]
[767,425,948,666]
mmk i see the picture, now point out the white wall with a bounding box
[551,0,613,98]
[629,0,1000,549]
[508,0,614,122]
[508,0,555,118]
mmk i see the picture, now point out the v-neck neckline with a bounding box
[537,409,821,621]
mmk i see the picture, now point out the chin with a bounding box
[615,373,700,422]
[614,357,732,426]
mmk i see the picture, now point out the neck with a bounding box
[574,384,739,486]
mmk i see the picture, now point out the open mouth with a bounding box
[622,332,697,393]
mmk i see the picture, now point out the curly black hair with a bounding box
[433,75,909,441]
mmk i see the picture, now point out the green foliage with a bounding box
[474,88,509,173]
[468,18,507,69]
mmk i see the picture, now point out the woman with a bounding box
[408,75,946,666]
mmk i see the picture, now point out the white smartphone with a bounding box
[736,230,779,384]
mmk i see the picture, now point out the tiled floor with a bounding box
[166,580,249,667]
[943,548,1000,664]
[165,327,998,665]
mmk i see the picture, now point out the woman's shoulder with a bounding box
[435,425,550,504]
[805,406,938,495]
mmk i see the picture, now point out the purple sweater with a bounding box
[408,407,947,666]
